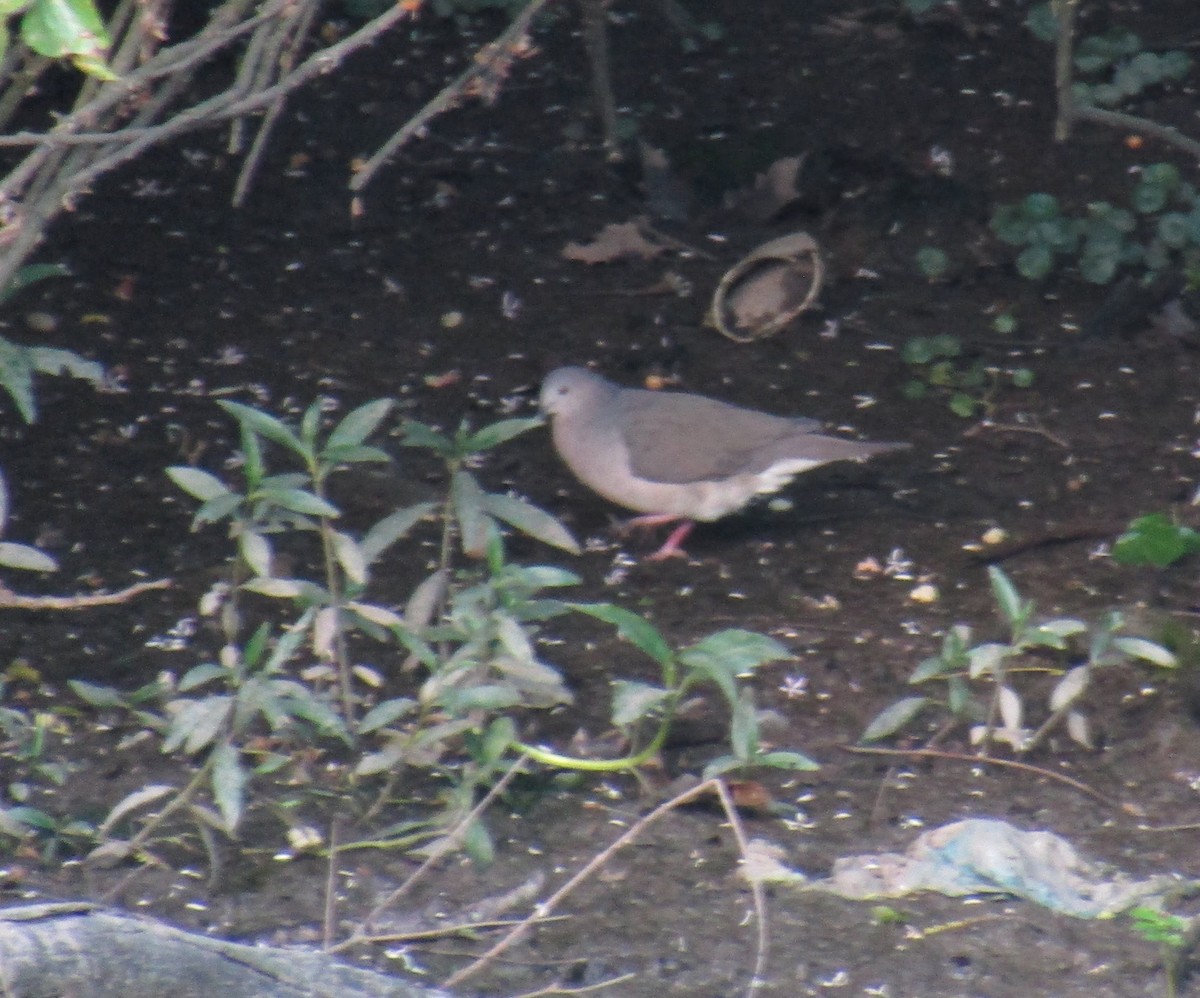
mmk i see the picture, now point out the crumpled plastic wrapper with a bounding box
[744,818,1188,918]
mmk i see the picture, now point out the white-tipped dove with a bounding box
[539,366,908,560]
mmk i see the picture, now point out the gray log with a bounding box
[0,902,453,998]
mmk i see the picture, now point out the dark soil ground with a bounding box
[4,2,1200,996]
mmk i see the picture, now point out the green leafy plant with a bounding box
[862,566,1176,753]
[0,264,101,427]
[0,801,96,863]
[991,168,1200,286]
[66,397,811,866]
[2,0,116,79]
[1113,513,1200,568]
[1129,906,1191,998]
[0,469,56,574]
[900,334,1033,418]
[914,246,948,281]
[1023,17,1193,110]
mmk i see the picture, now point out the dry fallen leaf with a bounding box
[562,221,668,264]
[733,154,805,222]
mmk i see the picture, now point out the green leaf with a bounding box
[929,333,962,357]
[992,312,1017,335]
[68,48,116,80]
[1023,2,1056,42]
[987,566,1025,623]
[1160,50,1192,80]
[909,654,955,684]
[989,204,1031,245]
[1079,249,1120,285]
[241,577,309,600]
[1128,51,1165,87]
[178,663,225,691]
[97,785,173,835]
[299,401,321,450]
[0,336,35,422]
[218,401,308,460]
[331,530,367,585]
[729,689,759,760]
[480,492,580,553]
[1033,617,1087,643]
[1133,165,1179,214]
[1023,192,1061,221]
[68,679,125,707]
[463,416,543,453]
[0,263,70,306]
[568,602,672,664]
[967,642,1010,679]
[359,502,436,565]
[462,817,495,866]
[679,630,791,677]
[480,715,516,765]
[164,696,232,754]
[211,741,246,832]
[1112,636,1177,669]
[861,696,929,742]
[400,419,453,455]
[0,541,56,572]
[238,530,272,577]
[318,443,392,466]
[193,492,243,525]
[948,393,977,418]
[438,684,522,712]
[21,0,113,61]
[1157,212,1189,249]
[915,246,948,279]
[1113,513,1200,567]
[451,470,490,557]
[252,486,339,518]
[751,750,820,771]
[611,680,670,727]
[327,398,393,450]
[357,697,417,734]
[1032,217,1078,252]
[901,337,935,365]
[166,466,231,503]
[346,601,405,629]
[1016,243,1054,280]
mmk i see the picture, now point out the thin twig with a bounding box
[232,0,322,206]
[330,753,531,954]
[713,778,770,996]
[1068,102,1200,159]
[323,819,340,951]
[0,578,171,610]
[843,744,1137,813]
[441,777,768,994]
[963,420,1070,448]
[350,0,559,195]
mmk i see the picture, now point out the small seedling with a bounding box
[901,334,1033,418]
[914,246,948,281]
[1130,906,1191,998]
[1113,513,1200,568]
[862,567,1176,753]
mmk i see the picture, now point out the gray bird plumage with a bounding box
[539,366,907,557]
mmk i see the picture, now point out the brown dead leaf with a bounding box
[562,221,668,264]
[734,154,806,222]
